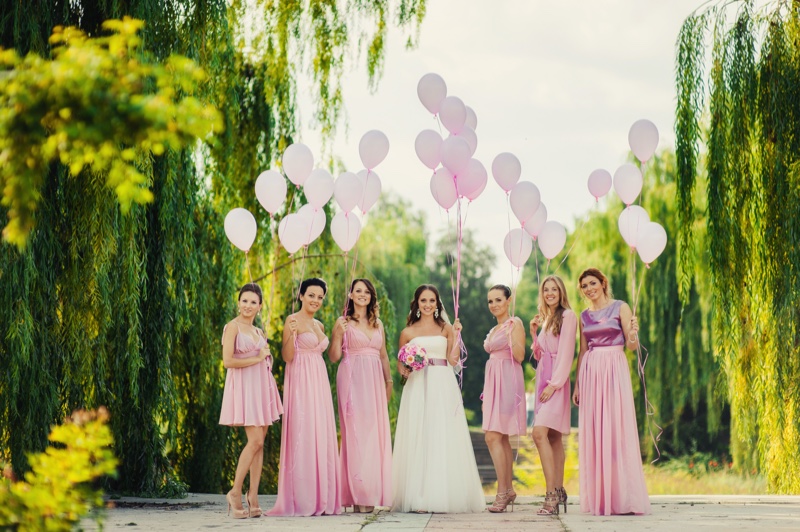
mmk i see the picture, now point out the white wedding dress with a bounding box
[392,335,485,513]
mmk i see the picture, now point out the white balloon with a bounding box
[417,73,447,114]
[356,169,382,213]
[334,171,363,212]
[587,169,612,200]
[430,168,457,210]
[613,163,643,205]
[278,213,309,254]
[618,205,650,248]
[523,203,548,239]
[303,168,334,209]
[453,126,477,156]
[503,228,533,268]
[636,222,668,264]
[439,96,467,134]
[224,208,257,252]
[538,221,567,259]
[465,106,478,130]
[440,136,471,176]
[359,130,389,169]
[457,159,487,200]
[296,204,326,245]
[628,119,659,163]
[282,143,314,186]
[415,129,443,170]
[331,211,362,252]
[509,181,541,225]
[255,170,286,215]
[492,152,522,192]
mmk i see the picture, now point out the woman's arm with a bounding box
[446,319,462,366]
[572,319,587,406]
[378,320,393,402]
[222,323,268,369]
[547,310,577,390]
[529,315,544,361]
[328,317,347,363]
[397,328,411,378]
[619,302,640,351]
[510,317,526,364]
[281,315,297,364]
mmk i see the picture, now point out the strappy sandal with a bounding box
[557,486,568,513]
[487,489,515,513]
[537,491,559,515]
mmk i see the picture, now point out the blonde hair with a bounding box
[537,275,571,336]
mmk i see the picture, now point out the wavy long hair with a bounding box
[407,284,446,327]
[345,278,379,327]
[538,275,571,336]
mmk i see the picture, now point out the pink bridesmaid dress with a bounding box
[219,325,283,427]
[336,326,392,508]
[532,309,576,434]
[481,317,526,435]
[267,332,342,516]
[578,300,650,515]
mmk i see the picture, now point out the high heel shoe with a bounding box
[246,493,262,518]
[226,492,249,519]
[537,491,559,515]
[487,489,514,513]
[557,487,567,513]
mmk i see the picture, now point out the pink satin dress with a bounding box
[268,331,342,516]
[578,300,650,515]
[481,317,526,435]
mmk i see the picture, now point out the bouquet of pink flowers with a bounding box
[398,343,428,385]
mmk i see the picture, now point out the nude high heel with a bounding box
[226,491,249,519]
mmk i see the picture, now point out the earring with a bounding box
[434,308,439,318]
[416,309,421,318]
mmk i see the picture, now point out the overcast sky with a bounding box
[296,0,709,284]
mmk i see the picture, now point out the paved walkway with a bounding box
[83,494,800,531]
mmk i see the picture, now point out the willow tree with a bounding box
[0,0,426,495]
[676,1,800,491]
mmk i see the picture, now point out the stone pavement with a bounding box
[82,494,800,531]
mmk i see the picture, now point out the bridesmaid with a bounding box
[329,278,393,513]
[482,284,526,513]
[219,283,283,519]
[267,278,342,516]
[529,275,576,515]
[573,268,650,515]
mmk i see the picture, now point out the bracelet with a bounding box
[386,379,393,384]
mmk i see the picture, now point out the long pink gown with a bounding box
[219,326,283,427]
[481,317,526,435]
[336,326,392,507]
[578,300,650,515]
[532,310,576,434]
[267,332,342,516]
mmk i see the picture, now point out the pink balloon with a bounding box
[491,152,521,192]
[629,119,659,163]
[430,168,457,210]
[439,96,466,134]
[303,168,334,209]
[503,228,533,268]
[359,130,389,169]
[440,136,471,176]
[255,170,286,215]
[334,171,363,212]
[415,130,443,170]
[618,205,650,248]
[282,143,314,186]
[465,106,478,130]
[224,208,257,252]
[587,169,612,200]
[613,163,643,205]
[457,159,487,200]
[523,203,548,239]
[538,221,567,259]
[278,213,309,254]
[417,73,447,114]
[331,211,362,252]
[452,126,477,156]
[509,181,541,225]
[356,169,382,213]
[636,222,668,264]
[297,204,326,245]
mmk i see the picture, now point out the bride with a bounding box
[392,284,485,513]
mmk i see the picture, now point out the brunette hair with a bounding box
[299,277,327,298]
[407,284,446,327]
[489,284,512,298]
[537,275,571,336]
[345,278,379,327]
[239,283,263,304]
[578,268,613,299]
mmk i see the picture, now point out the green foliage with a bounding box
[676,1,800,492]
[0,408,118,531]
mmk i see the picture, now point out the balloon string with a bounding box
[552,208,592,276]
[533,239,541,290]
[265,215,279,337]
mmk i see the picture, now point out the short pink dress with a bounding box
[337,325,392,507]
[481,317,526,435]
[579,300,650,515]
[268,331,342,516]
[532,309,576,434]
[219,326,283,427]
